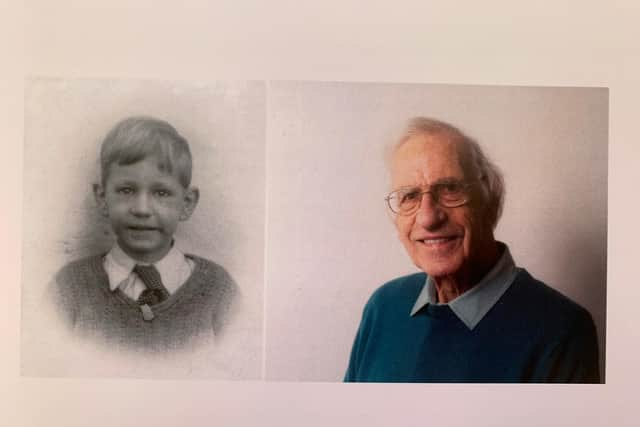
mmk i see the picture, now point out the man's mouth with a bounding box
[415,235,460,245]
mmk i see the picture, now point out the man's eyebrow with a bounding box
[435,177,465,183]
[399,177,464,188]
[393,185,421,192]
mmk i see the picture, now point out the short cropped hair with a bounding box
[100,116,192,187]
[393,117,505,230]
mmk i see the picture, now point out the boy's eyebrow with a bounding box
[110,178,182,188]
[110,179,137,185]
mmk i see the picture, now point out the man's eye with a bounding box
[155,189,171,197]
[437,182,465,199]
[401,190,421,204]
[440,182,463,193]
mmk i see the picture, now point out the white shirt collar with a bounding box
[104,242,191,295]
[409,243,520,330]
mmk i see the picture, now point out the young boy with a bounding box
[49,116,238,352]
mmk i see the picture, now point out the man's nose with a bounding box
[414,192,447,229]
[130,192,152,216]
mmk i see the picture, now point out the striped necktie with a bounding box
[134,264,170,306]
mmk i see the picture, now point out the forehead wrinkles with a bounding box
[391,134,469,188]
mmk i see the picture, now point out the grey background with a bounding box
[21,78,265,379]
[265,81,607,381]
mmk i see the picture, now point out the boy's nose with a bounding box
[130,193,152,216]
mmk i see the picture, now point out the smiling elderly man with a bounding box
[344,117,600,383]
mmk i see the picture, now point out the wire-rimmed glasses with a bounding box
[385,180,474,215]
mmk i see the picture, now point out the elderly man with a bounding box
[344,117,600,383]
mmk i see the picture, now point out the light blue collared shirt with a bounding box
[410,244,520,330]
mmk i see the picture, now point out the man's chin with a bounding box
[413,256,464,279]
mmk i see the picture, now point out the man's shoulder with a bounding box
[367,272,426,310]
[507,268,593,326]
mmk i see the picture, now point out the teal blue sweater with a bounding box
[344,270,600,383]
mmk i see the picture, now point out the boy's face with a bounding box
[94,156,199,263]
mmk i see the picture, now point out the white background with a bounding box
[21,78,265,379]
[265,81,607,381]
[3,1,639,426]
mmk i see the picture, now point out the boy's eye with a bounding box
[117,187,134,195]
[154,189,172,197]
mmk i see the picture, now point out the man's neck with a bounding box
[434,240,502,304]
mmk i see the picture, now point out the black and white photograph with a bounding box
[21,78,265,379]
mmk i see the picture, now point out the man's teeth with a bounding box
[422,237,451,243]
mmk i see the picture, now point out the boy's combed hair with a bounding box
[100,116,193,187]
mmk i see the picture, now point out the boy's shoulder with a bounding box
[183,254,240,334]
[55,254,107,284]
[186,254,231,277]
[48,254,109,317]
[184,254,239,294]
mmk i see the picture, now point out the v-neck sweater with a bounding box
[344,269,600,383]
[50,254,238,352]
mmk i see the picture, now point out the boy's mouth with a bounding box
[127,225,159,231]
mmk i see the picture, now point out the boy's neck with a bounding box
[114,240,174,265]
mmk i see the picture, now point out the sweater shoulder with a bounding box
[185,254,239,303]
[506,269,594,327]
[185,255,239,334]
[187,255,237,286]
[48,254,107,321]
[55,255,104,280]
[366,272,426,313]
[53,254,106,294]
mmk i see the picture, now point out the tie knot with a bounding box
[134,264,169,305]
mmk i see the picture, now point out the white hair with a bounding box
[391,117,505,230]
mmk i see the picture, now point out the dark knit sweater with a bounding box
[344,270,600,383]
[49,254,238,352]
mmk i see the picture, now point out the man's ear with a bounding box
[93,183,109,218]
[180,187,200,221]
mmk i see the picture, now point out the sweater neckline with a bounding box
[88,254,207,314]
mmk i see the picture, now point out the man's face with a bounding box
[391,133,493,281]
[95,156,198,263]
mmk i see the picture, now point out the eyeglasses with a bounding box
[385,180,474,215]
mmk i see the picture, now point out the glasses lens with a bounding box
[388,188,422,214]
[434,182,467,207]
[387,182,470,213]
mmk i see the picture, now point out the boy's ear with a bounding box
[93,183,109,218]
[180,187,200,221]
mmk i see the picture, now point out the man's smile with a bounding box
[413,234,461,244]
